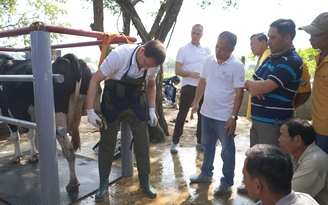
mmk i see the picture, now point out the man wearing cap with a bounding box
[299,12,328,155]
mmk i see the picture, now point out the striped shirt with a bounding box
[250,48,303,125]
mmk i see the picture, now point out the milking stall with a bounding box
[0,21,137,205]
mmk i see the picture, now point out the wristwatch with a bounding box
[231,115,238,120]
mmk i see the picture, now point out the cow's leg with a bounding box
[10,130,23,163]
[56,112,80,192]
[56,134,80,192]
[26,129,38,162]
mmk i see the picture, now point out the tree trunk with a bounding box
[114,0,184,142]
[90,0,104,32]
[122,11,130,35]
[91,0,184,142]
[91,0,112,55]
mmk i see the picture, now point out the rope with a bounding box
[98,32,134,68]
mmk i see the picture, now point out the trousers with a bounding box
[172,85,203,144]
[98,109,150,177]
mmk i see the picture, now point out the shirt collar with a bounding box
[292,142,316,168]
[276,190,296,205]
[214,55,234,65]
[189,42,204,49]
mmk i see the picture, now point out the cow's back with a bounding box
[1,59,34,122]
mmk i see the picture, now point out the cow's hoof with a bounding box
[29,154,39,162]
[9,156,22,164]
[66,182,80,192]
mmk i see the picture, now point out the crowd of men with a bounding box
[86,11,328,205]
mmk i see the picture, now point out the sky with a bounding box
[55,0,326,64]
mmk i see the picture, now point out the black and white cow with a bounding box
[0,53,102,192]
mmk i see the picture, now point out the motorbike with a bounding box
[93,130,122,159]
[162,75,180,109]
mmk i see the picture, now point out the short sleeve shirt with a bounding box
[100,44,160,81]
[250,48,303,125]
[200,55,245,121]
[176,42,210,87]
[312,53,328,135]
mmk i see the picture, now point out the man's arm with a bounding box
[225,87,244,135]
[86,70,107,127]
[175,62,200,78]
[86,70,106,109]
[146,79,156,108]
[244,78,278,95]
[294,63,312,108]
[231,88,244,116]
[190,77,206,120]
[294,92,311,108]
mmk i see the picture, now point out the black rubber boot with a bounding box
[95,175,109,202]
[138,174,157,198]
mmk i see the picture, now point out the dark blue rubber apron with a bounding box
[101,46,148,123]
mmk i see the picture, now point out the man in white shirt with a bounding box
[189,31,245,196]
[170,24,210,154]
[86,40,166,201]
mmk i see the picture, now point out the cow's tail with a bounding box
[63,54,82,103]
[63,54,82,151]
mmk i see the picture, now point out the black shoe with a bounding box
[170,118,188,123]
[237,184,248,194]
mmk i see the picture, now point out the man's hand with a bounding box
[148,107,158,127]
[224,117,236,136]
[87,108,103,128]
[190,71,200,79]
[190,103,199,120]
[247,90,266,100]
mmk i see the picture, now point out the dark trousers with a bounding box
[172,85,203,144]
[98,109,150,177]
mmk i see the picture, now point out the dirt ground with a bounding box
[153,107,251,149]
[0,107,253,205]
[0,106,251,153]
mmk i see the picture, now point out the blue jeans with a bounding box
[315,133,328,155]
[200,115,235,186]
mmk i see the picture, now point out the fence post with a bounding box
[30,24,60,205]
[120,122,134,177]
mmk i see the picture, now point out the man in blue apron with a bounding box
[86,40,166,201]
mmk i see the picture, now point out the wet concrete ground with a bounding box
[0,110,260,205]
[73,136,258,205]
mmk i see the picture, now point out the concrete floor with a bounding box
[0,116,260,205]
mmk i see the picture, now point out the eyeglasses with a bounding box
[143,55,151,69]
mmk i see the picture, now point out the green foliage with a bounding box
[0,0,70,47]
[82,0,120,15]
[83,56,93,63]
[198,0,238,10]
[0,0,17,23]
[163,57,175,70]
[248,52,256,62]
[245,69,254,79]
[162,57,179,83]
[297,47,318,79]
[83,56,99,66]
[103,0,120,15]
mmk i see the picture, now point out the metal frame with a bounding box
[0,21,136,204]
